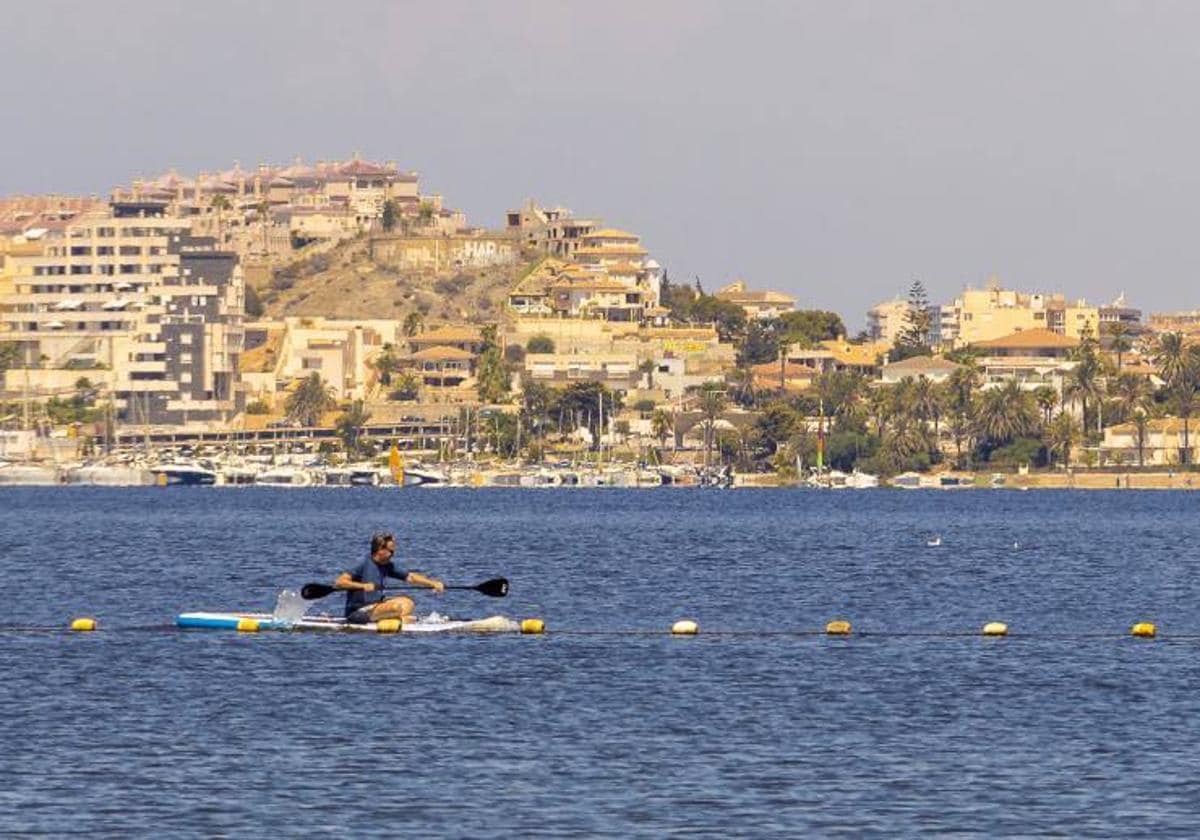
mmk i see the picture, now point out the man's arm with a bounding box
[405,571,445,593]
[334,571,375,592]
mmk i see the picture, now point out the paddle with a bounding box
[300,577,509,600]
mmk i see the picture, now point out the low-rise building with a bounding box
[879,355,965,384]
[969,328,1078,391]
[524,352,640,394]
[785,338,890,378]
[1101,417,1197,466]
[715,280,796,320]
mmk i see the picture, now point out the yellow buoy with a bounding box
[235,618,260,633]
[982,621,1008,636]
[70,617,97,632]
[1131,622,1157,638]
[671,619,699,635]
[825,620,852,635]
[520,618,545,635]
[375,618,402,634]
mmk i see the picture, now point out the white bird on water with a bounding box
[927,536,942,547]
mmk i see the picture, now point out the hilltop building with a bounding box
[109,156,466,262]
[505,200,600,259]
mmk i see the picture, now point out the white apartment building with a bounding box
[0,200,244,425]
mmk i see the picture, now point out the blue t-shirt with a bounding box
[343,558,411,617]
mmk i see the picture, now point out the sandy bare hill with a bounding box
[253,238,533,323]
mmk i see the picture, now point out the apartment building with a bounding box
[866,298,912,345]
[936,282,1100,347]
[0,201,244,425]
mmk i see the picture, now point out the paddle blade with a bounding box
[475,578,509,598]
[301,582,337,600]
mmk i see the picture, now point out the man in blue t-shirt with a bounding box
[336,531,444,624]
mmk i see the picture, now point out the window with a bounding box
[180,333,193,345]
[302,357,322,370]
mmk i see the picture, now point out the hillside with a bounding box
[251,238,535,323]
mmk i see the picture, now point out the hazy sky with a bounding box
[6,1,1200,326]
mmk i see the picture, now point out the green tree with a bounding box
[1171,381,1199,466]
[476,347,511,403]
[910,375,943,445]
[336,400,372,456]
[244,283,265,318]
[777,310,846,346]
[526,334,555,354]
[651,408,674,449]
[403,311,425,337]
[737,319,780,366]
[816,370,868,432]
[389,372,420,401]
[1104,321,1133,371]
[285,372,335,427]
[557,381,621,449]
[0,342,22,371]
[889,279,933,362]
[754,401,801,456]
[1154,332,1190,388]
[638,358,657,390]
[1065,350,1104,435]
[418,201,436,224]
[1133,408,1151,468]
[381,199,400,232]
[520,378,554,438]
[694,380,728,469]
[1046,411,1081,468]
[974,381,1037,455]
[1108,371,1151,426]
[1034,385,1058,427]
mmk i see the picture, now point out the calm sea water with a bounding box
[2,487,1199,836]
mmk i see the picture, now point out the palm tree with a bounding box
[1065,353,1103,435]
[639,359,657,390]
[651,409,673,450]
[1108,372,1151,426]
[866,386,892,438]
[403,312,425,337]
[336,400,372,456]
[1034,386,1057,427]
[1155,332,1190,389]
[974,381,1037,451]
[1046,411,1081,468]
[1105,321,1133,371]
[1133,408,1151,468]
[696,381,728,470]
[1171,381,1200,466]
[911,375,942,440]
[285,372,335,427]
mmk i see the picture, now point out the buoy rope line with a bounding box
[3,623,1195,639]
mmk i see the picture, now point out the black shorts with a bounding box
[346,605,376,625]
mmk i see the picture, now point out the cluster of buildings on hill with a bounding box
[5,156,1200,468]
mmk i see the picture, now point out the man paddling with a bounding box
[336,532,444,624]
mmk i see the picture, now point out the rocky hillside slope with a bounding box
[252,238,535,323]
